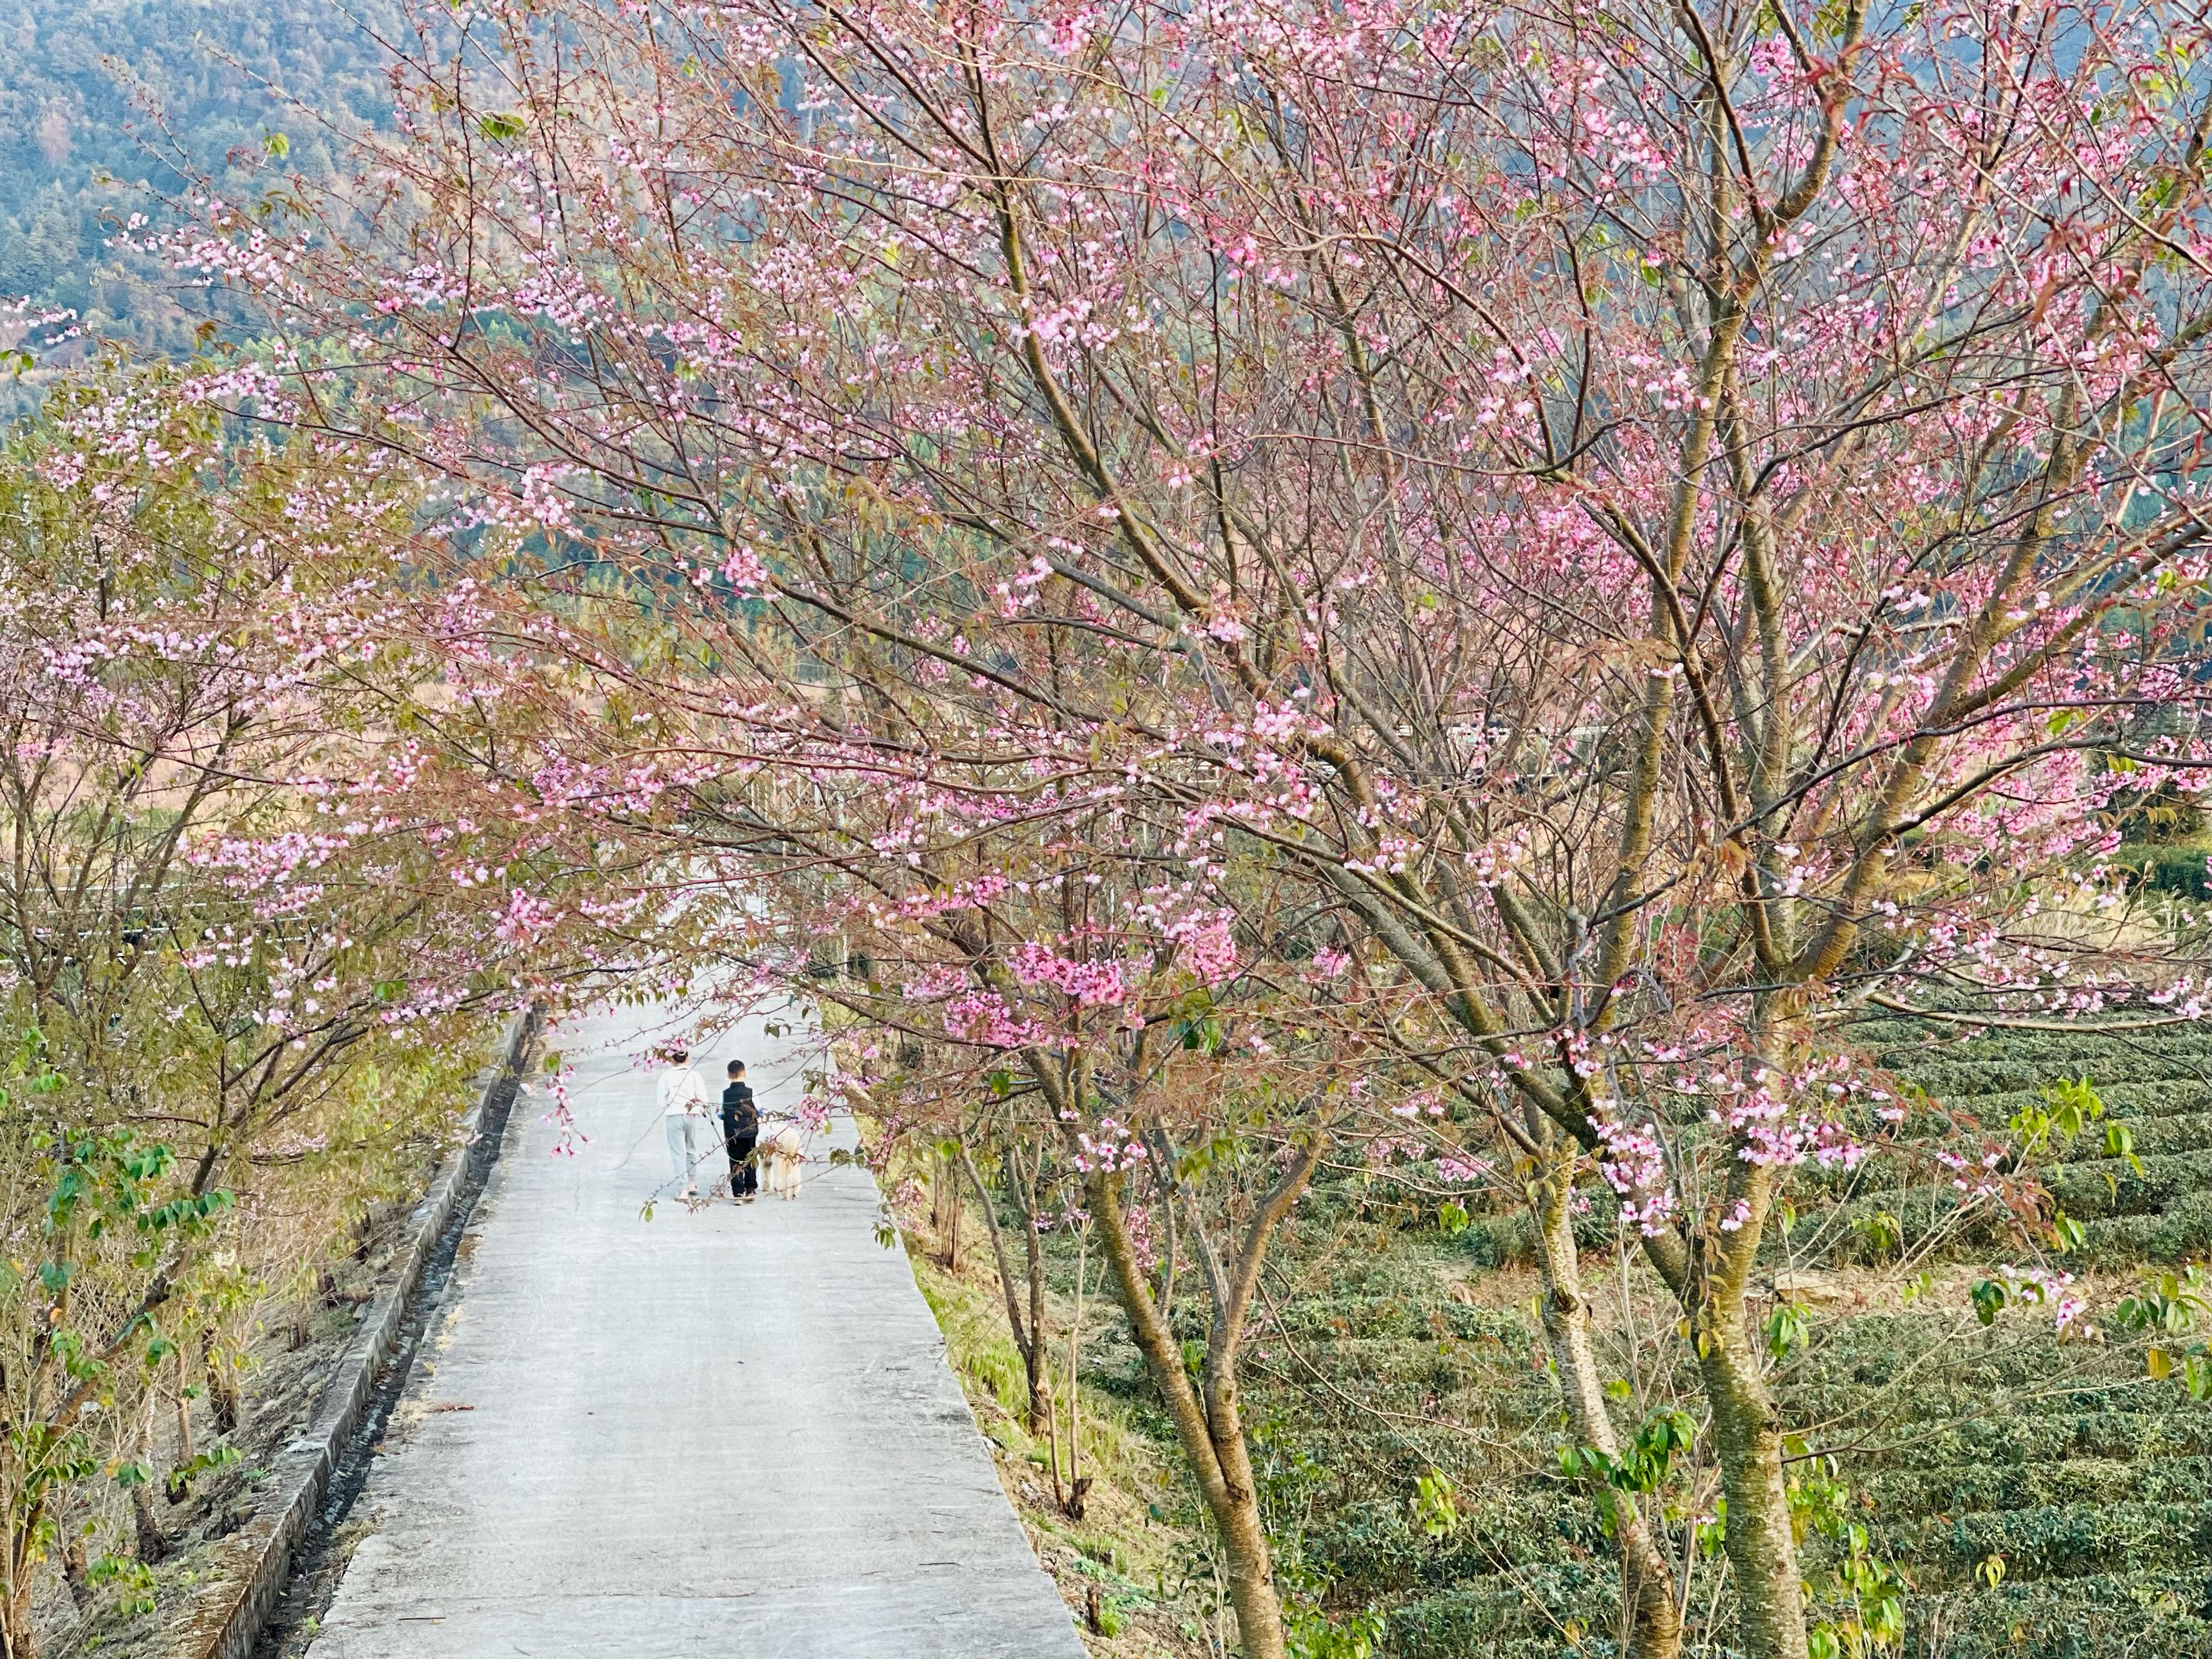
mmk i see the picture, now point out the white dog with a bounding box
[760,1123,806,1199]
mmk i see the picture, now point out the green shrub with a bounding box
[1911,1572,2212,1657]
[2116,843,2212,901]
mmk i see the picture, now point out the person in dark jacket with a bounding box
[721,1060,759,1203]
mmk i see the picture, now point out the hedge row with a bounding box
[1907,1572,2212,1659]
[1860,1453,2212,1521]
[1888,1050,2212,1096]
[1196,1015,2212,1657]
[1879,1498,2212,1580]
[1383,1567,1619,1659]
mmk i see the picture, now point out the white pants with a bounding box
[665,1114,706,1191]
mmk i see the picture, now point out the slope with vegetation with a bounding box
[55,1060,487,1658]
[911,1008,2212,1659]
[0,0,393,401]
[0,365,575,1657]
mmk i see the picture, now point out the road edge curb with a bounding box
[164,1006,540,1659]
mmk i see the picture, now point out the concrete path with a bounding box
[305,1002,1087,1659]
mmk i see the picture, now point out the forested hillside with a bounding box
[0,0,391,367]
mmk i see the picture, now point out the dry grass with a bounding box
[901,1216,1221,1657]
[55,1171,439,1657]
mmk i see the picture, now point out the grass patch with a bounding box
[900,1213,1223,1656]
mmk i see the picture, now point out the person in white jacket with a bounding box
[658,1049,714,1197]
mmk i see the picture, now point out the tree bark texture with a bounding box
[131,1475,165,1566]
[1699,1317,1808,1659]
[0,1569,36,1659]
[1087,1169,1287,1659]
[1531,1154,1684,1659]
[1693,1150,1808,1659]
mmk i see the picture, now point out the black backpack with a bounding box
[722,1081,758,1132]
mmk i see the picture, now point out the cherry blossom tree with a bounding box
[764,815,1354,1645]
[161,0,2212,1649]
[0,361,580,1654]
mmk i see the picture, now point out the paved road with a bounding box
[305,1002,1086,1659]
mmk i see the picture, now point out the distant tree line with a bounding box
[0,0,395,405]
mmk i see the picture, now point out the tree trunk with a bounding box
[1531,1149,1683,1659]
[1196,1337,1281,1659]
[930,1149,962,1270]
[0,1563,37,1659]
[131,1477,166,1565]
[1691,1039,1810,1659]
[1015,1154,1053,1435]
[203,1328,241,1437]
[1087,1170,1287,1659]
[1040,1344,1067,1511]
[131,1395,166,1564]
[1698,1308,1808,1659]
[61,1529,90,1612]
[960,1141,1053,1436]
[1063,1222,1091,1518]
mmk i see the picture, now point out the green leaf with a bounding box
[1852,1209,1902,1256]
[2184,1356,2212,1401]
[1177,1013,1225,1055]
[1764,1301,1812,1358]
[2043,1076,2103,1137]
[1412,1469,1462,1537]
[2106,1120,2144,1175]
[165,1444,241,1500]
[88,1553,156,1614]
[1971,1278,2008,1325]
[477,113,528,142]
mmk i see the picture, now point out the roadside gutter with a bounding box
[164,1008,540,1659]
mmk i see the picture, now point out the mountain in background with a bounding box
[0,0,395,387]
